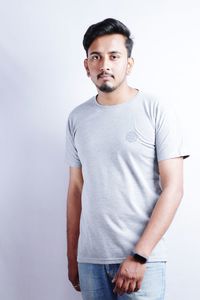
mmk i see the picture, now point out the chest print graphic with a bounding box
[125,130,138,143]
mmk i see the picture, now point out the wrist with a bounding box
[134,244,151,258]
[130,251,148,264]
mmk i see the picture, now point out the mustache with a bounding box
[97,72,114,79]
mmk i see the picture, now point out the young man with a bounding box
[66,18,189,300]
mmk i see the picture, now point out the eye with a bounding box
[89,54,100,61]
[110,54,120,60]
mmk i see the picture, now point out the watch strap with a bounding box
[131,251,148,264]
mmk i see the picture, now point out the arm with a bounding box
[113,157,184,295]
[134,156,184,256]
[66,166,83,291]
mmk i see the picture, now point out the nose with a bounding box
[99,57,111,72]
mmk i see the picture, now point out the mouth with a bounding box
[97,72,114,80]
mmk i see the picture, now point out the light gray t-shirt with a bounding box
[66,91,189,264]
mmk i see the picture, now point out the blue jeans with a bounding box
[78,262,166,300]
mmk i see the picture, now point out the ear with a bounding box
[126,57,134,75]
[84,59,90,77]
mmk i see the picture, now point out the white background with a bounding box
[0,0,199,299]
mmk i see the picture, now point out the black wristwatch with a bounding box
[130,251,148,264]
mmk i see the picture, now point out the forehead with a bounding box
[88,34,127,55]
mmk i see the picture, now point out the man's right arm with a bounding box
[66,166,83,291]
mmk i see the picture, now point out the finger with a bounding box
[127,280,136,294]
[72,282,81,292]
[114,284,125,297]
[113,277,124,294]
[134,279,142,292]
[112,271,121,287]
[120,279,131,294]
[75,285,81,292]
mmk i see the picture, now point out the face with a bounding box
[84,34,133,93]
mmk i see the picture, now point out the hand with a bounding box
[68,258,81,292]
[112,255,146,296]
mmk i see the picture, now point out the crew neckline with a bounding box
[93,89,141,109]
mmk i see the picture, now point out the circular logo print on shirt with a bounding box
[126,131,138,143]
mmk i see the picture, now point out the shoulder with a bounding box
[139,90,164,106]
[138,91,176,117]
[137,91,164,121]
[68,96,95,122]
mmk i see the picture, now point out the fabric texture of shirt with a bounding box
[66,91,189,264]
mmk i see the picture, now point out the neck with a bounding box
[96,84,138,106]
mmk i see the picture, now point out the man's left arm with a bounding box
[113,157,184,295]
[134,156,183,256]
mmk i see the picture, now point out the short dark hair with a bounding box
[83,18,134,57]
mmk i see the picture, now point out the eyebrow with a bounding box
[89,51,122,56]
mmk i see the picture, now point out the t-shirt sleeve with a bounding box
[155,101,190,162]
[66,114,82,168]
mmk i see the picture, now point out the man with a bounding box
[66,18,189,300]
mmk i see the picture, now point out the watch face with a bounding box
[132,252,147,264]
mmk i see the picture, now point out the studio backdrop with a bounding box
[0,1,199,299]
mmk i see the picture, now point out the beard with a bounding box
[95,71,127,93]
[98,83,116,93]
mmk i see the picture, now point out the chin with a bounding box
[99,84,115,93]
